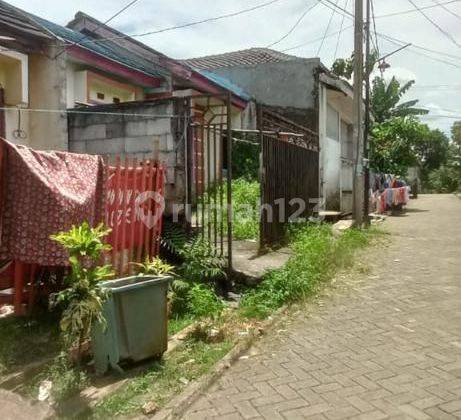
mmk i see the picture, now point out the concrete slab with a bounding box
[232,240,292,284]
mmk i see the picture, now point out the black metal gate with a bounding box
[260,135,319,246]
[185,93,233,270]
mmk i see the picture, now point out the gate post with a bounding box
[226,93,233,273]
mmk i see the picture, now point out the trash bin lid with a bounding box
[100,275,171,294]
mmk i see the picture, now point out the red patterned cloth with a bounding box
[0,139,106,266]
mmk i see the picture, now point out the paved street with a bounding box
[183,194,461,419]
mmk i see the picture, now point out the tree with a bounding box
[451,120,461,146]
[370,76,428,123]
[370,117,449,177]
[330,50,379,80]
[370,117,422,176]
[414,127,449,173]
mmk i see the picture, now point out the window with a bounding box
[326,104,339,141]
[97,92,105,100]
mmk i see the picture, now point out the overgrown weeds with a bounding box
[239,223,383,319]
[92,339,233,418]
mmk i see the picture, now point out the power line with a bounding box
[55,0,141,58]
[314,0,461,20]
[379,33,461,61]
[334,0,349,60]
[76,0,285,46]
[266,1,320,48]
[375,0,461,19]
[377,32,461,69]
[370,0,380,56]
[0,106,183,119]
[412,84,461,88]
[406,0,461,49]
[317,0,339,55]
[280,24,353,52]
[432,0,461,20]
[319,0,353,17]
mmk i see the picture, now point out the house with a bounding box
[0,1,256,214]
[183,48,356,214]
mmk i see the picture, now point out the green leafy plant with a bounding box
[179,238,226,283]
[132,256,175,277]
[46,352,89,402]
[50,222,114,360]
[187,284,224,319]
[240,224,377,319]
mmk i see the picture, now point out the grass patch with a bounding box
[91,339,233,418]
[239,223,384,319]
[231,178,260,241]
[168,316,194,337]
[197,178,260,241]
[0,314,60,376]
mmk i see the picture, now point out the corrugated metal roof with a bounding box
[197,69,251,101]
[0,0,53,40]
[182,48,302,70]
[32,16,167,79]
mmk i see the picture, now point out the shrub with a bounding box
[187,284,224,319]
[232,178,260,241]
[46,352,89,402]
[427,166,460,193]
[50,222,114,360]
[240,223,375,319]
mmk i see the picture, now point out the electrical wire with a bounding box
[377,32,461,69]
[406,0,461,49]
[370,0,380,56]
[432,0,461,20]
[55,0,141,58]
[266,1,320,48]
[317,0,339,55]
[333,0,349,60]
[0,107,183,119]
[378,33,461,61]
[375,0,461,19]
[280,24,353,52]
[412,84,461,89]
[319,0,353,17]
[73,0,285,46]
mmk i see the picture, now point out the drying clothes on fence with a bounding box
[370,186,410,214]
[0,139,106,266]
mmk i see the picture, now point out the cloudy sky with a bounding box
[7,0,461,135]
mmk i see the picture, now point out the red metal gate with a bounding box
[0,151,165,316]
[105,157,165,276]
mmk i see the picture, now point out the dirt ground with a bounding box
[183,194,461,419]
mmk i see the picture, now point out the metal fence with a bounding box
[260,134,319,246]
[185,93,233,270]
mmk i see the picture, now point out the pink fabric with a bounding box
[0,139,106,266]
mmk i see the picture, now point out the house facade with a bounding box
[183,49,356,213]
[0,2,257,214]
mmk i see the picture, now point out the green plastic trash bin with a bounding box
[92,275,171,374]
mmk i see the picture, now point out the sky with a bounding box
[6,0,461,135]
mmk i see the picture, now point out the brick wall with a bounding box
[68,99,186,214]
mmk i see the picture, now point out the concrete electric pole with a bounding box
[364,0,371,227]
[353,0,365,226]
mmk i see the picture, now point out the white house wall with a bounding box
[319,84,355,212]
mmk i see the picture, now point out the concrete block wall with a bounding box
[68,100,185,214]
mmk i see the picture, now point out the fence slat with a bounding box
[128,157,138,275]
[111,156,122,268]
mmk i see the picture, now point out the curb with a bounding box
[151,306,289,420]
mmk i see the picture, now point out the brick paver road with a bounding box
[183,194,461,419]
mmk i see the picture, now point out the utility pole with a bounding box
[353,0,364,226]
[364,0,371,226]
